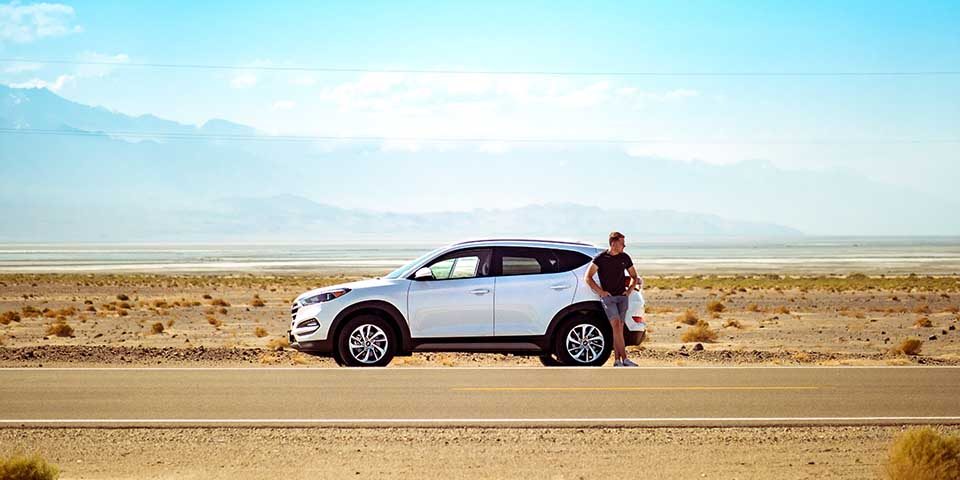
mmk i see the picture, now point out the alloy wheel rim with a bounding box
[348,324,388,364]
[565,323,604,363]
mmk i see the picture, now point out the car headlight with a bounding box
[301,288,351,305]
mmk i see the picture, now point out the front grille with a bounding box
[290,302,300,321]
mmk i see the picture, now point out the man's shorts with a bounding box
[600,295,629,322]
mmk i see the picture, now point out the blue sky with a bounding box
[1,1,958,221]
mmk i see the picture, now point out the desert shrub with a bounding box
[706,300,725,313]
[676,309,699,325]
[206,316,223,328]
[681,320,718,343]
[0,453,59,480]
[885,427,960,480]
[722,319,743,329]
[202,294,212,299]
[773,305,791,314]
[116,294,129,301]
[166,319,175,328]
[254,326,268,337]
[746,303,762,312]
[914,317,933,328]
[251,296,266,307]
[45,319,73,337]
[20,306,41,318]
[217,307,228,315]
[267,337,290,350]
[211,298,230,307]
[152,300,169,309]
[913,304,932,314]
[0,311,21,325]
[151,322,165,334]
[893,338,924,356]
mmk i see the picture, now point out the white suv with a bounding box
[289,239,646,367]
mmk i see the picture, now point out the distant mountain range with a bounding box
[1,83,957,240]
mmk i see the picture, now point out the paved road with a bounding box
[1,367,959,427]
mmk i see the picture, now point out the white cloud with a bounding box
[0,1,81,43]
[10,73,73,91]
[271,99,296,110]
[76,51,128,77]
[230,73,258,88]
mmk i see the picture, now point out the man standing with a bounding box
[584,231,640,367]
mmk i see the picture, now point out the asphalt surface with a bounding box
[2,367,959,427]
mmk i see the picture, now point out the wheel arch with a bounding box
[544,301,609,348]
[330,300,412,354]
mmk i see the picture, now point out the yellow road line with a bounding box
[452,386,821,392]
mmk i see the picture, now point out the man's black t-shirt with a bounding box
[592,250,633,296]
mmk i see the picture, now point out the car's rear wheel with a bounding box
[336,314,396,367]
[554,315,611,367]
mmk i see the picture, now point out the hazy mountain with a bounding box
[1,84,956,240]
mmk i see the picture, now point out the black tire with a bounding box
[553,314,612,367]
[335,314,397,367]
[538,353,563,367]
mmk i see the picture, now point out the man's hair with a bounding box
[609,231,624,245]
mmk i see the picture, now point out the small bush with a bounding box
[773,305,791,314]
[894,338,924,356]
[254,326,268,337]
[914,317,933,328]
[251,297,266,307]
[20,306,41,318]
[267,337,290,350]
[202,294,212,299]
[885,427,960,480]
[722,319,743,329]
[45,319,74,337]
[206,316,223,328]
[913,304,932,314]
[706,300,725,313]
[676,309,699,325]
[211,298,230,307]
[681,320,718,343]
[116,294,129,301]
[0,453,60,480]
[1,311,21,325]
[166,319,175,328]
[746,303,762,312]
[151,322,165,334]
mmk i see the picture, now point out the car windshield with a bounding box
[382,247,445,279]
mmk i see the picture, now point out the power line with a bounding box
[1,128,956,145]
[1,58,958,77]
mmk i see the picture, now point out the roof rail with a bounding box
[451,238,594,247]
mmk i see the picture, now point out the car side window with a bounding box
[496,247,560,277]
[421,248,491,280]
[552,249,592,272]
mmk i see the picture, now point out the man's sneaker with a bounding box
[613,359,623,367]
[622,358,638,367]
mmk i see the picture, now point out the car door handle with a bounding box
[468,288,490,295]
[549,284,572,290]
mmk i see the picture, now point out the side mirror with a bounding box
[413,267,434,280]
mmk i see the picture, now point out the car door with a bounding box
[406,248,494,337]
[492,247,580,336]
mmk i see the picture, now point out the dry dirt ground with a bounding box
[0,273,958,367]
[2,425,959,479]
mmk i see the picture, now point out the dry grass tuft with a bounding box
[746,303,762,312]
[1,311,21,325]
[251,294,266,307]
[913,304,932,314]
[116,293,129,301]
[914,317,933,328]
[254,326,268,338]
[45,318,74,337]
[676,309,699,325]
[722,319,743,329]
[206,316,223,328]
[20,306,41,318]
[773,305,791,314]
[706,300,725,313]
[210,298,230,307]
[884,427,960,480]
[0,453,59,480]
[681,320,718,343]
[893,338,924,356]
[151,322,165,334]
[267,337,290,350]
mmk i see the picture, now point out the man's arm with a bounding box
[626,265,640,292]
[584,263,610,297]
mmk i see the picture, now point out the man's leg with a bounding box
[611,317,626,361]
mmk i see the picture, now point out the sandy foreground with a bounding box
[0,426,957,479]
[0,273,958,366]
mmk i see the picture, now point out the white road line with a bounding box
[1,366,959,371]
[2,417,960,424]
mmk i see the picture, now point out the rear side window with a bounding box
[496,247,558,277]
[552,249,592,272]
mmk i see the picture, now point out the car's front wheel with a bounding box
[335,314,397,367]
[554,315,612,367]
